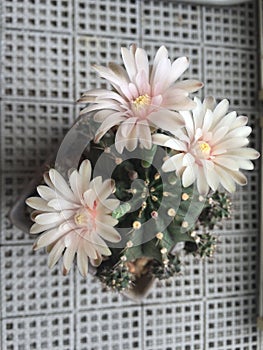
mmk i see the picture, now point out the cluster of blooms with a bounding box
[26,45,259,290]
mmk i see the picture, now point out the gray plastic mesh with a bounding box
[0,0,261,349]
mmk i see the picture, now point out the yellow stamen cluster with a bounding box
[133,94,150,109]
[199,141,211,155]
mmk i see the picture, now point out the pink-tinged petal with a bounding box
[93,63,128,88]
[37,185,55,201]
[26,197,54,211]
[49,169,77,203]
[211,126,229,144]
[135,69,151,95]
[125,124,138,151]
[94,110,115,122]
[226,126,252,139]
[77,247,89,277]
[227,148,260,160]
[214,165,236,193]
[202,160,220,191]
[182,165,196,187]
[48,198,79,211]
[182,153,195,166]
[120,117,138,137]
[96,221,121,243]
[79,159,92,193]
[162,153,185,172]
[63,239,79,275]
[228,170,247,186]
[202,109,213,132]
[152,134,187,151]
[30,222,56,234]
[82,240,98,260]
[96,179,115,202]
[121,46,137,81]
[149,110,184,132]
[230,116,248,129]
[35,210,74,225]
[137,120,152,149]
[152,58,172,93]
[128,83,139,99]
[69,169,83,201]
[98,199,120,213]
[203,96,215,111]
[79,101,120,116]
[213,111,237,131]
[213,157,239,171]
[196,166,210,195]
[34,226,71,250]
[212,99,229,124]
[115,127,126,154]
[48,240,65,268]
[237,159,254,170]
[94,113,126,142]
[213,138,249,152]
[170,57,189,82]
[174,79,203,93]
[90,233,112,256]
[153,45,169,67]
[135,47,149,81]
[83,189,96,209]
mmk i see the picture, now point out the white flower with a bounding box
[79,45,203,153]
[153,97,260,195]
[26,160,120,277]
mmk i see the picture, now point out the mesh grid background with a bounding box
[0,0,261,349]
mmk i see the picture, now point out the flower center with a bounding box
[132,94,151,109]
[195,141,211,159]
[74,208,95,230]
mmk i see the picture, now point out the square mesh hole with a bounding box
[75,36,134,99]
[1,31,73,100]
[141,1,202,44]
[203,2,257,49]
[205,233,257,297]
[206,296,258,350]
[2,314,74,350]
[76,273,135,310]
[75,0,140,38]
[76,307,142,350]
[145,255,203,303]
[1,101,75,171]
[144,302,203,350]
[1,172,36,244]
[204,47,258,110]
[1,245,74,317]
[2,0,73,32]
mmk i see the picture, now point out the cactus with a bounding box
[79,134,233,292]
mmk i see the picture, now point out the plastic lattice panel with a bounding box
[205,232,257,297]
[145,255,203,303]
[2,314,74,350]
[203,47,258,110]
[2,0,73,33]
[1,245,74,317]
[206,296,258,350]
[1,30,74,101]
[141,1,202,44]
[75,0,140,39]
[76,273,135,310]
[203,2,257,49]
[143,301,203,350]
[1,100,75,171]
[224,172,259,233]
[1,172,35,244]
[75,37,134,99]
[76,307,142,350]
